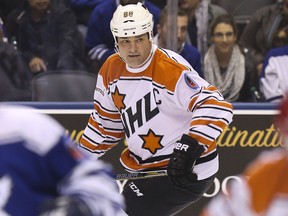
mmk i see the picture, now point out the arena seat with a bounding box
[31,70,96,102]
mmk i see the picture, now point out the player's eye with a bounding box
[136,37,143,42]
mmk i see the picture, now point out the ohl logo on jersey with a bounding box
[184,73,199,90]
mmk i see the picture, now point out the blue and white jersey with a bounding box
[260,45,288,102]
[0,105,125,216]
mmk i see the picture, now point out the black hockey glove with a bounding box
[167,134,205,187]
[39,196,93,216]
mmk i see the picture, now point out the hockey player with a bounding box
[79,2,233,215]
[0,105,125,216]
[200,94,288,216]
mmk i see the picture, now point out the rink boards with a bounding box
[16,102,279,215]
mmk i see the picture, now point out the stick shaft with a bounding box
[115,170,167,180]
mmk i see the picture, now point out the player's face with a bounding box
[117,33,152,68]
[211,23,236,55]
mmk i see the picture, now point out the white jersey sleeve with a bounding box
[260,46,288,102]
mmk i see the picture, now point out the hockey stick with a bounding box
[115,170,167,180]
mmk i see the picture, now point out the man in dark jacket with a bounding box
[5,0,87,74]
[240,0,288,76]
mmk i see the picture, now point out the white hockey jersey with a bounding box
[260,45,288,102]
[80,45,233,180]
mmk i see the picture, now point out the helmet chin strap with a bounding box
[114,39,154,68]
[114,42,126,64]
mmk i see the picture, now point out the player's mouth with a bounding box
[128,54,140,58]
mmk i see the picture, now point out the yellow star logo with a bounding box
[111,86,126,111]
[140,129,164,154]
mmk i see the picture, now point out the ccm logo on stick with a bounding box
[175,143,189,151]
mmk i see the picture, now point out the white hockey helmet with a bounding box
[110,2,154,42]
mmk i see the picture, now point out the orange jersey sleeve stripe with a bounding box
[93,103,121,120]
[204,85,218,91]
[188,95,199,111]
[80,138,115,151]
[201,98,234,109]
[88,117,123,138]
[189,133,217,148]
[188,96,233,112]
[191,119,228,130]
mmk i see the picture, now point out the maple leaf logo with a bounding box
[111,86,126,111]
[140,129,164,154]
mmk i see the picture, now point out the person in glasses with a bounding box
[203,14,260,102]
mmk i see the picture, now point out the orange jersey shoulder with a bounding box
[99,49,189,92]
[244,150,288,213]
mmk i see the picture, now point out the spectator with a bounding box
[79,3,233,215]
[0,104,126,215]
[5,0,87,75]
[63,0,106,25]
[179,0,227,58]
[260,38,288,102]
[239,0,288,76]
[200,93,288,216]
[203,14,259,102]
[0,42,32,101]
[85,0,160,72]
[154,6,203,77]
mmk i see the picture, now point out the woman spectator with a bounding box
[203,14,260,102]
